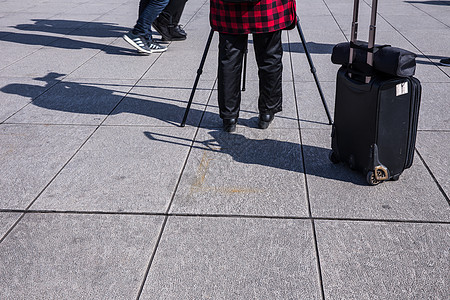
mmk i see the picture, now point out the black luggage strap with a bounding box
[349,41,390,54]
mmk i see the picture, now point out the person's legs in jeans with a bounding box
[218,33,248,121]
[253,30,283,120]
[133,0,169,40]
[123,0,169,53]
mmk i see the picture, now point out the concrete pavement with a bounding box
[0,0,449,299]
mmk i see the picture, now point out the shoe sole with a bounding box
[123,34,152,54]
[148,46,167,53]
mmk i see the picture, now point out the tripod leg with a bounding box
[242,44,248,91]
[181,29,215,127]
[296,15,333,125]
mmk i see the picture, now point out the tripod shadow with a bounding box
[283,41,335,54]
[0,72,215,128]
[405,1,450,5]
[1,19,136,55]
[416,54,449,66]
[144,130,367,185]
[247,39,334,54]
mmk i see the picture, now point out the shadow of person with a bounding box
[0,72,216,128]
[144,129,366,185]
[0,31,137,55]
[0,19,140,55]
[13,19,129,38]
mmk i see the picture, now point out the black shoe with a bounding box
[258,113,274,129]
[223,118,237,132]
[153,19,186,41]
[169,25,187,40]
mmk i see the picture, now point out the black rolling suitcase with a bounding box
[330,0,422,185]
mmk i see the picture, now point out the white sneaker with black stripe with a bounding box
[147,40,167,53]
[123,31,152,54]
[123,31,167,54]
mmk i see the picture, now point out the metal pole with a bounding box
[242,45,248,91]
[296,15,333,125]
[181,29,215,127]
[366,0,378,83]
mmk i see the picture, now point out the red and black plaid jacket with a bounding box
[210,0,296,34]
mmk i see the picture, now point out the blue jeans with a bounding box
[132,0,169,40]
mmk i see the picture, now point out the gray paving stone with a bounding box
[171,127,309,217]
[6,78,135,125]
[287,28,346,50]
[291,52,341,82]
[401,29,450,57]
[66,3,122,15]
[316,220,450,300]
[382,14,449,32]
[67,37,158,79]
[301,129,450,221]
[417,82,450,130]
[0,40,47,70]
[0,213,164,299]
[295,81,336,129]
[0,212,22,239]
[103,79,214,127]
[25,3,81,15]
[416,131,450,197]
[141,47,218,80]
[0,46,99,77]
[0,124,95,209]
[0,2,38,13]
[140,216,321,299]
[32,126,197,213]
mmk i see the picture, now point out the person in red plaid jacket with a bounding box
[210,0,296,132]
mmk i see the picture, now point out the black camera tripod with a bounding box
[180,15,333,127]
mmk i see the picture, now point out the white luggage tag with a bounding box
[396,81,408,96]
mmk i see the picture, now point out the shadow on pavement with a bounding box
[0,72,213,127]
[1,72,361,183]
[1,72,329,127]
[144,130,367,185]
[405,1,450,5]
[13,19,129,37]
[1,19,136,55]
[284,41,335,54]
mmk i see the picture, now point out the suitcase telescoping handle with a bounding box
[349,0,378,83]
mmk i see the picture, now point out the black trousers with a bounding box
[155,0,188,25]
[218,30,283,120]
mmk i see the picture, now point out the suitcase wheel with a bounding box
[329,151,340,164]
[366,171,381,186]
